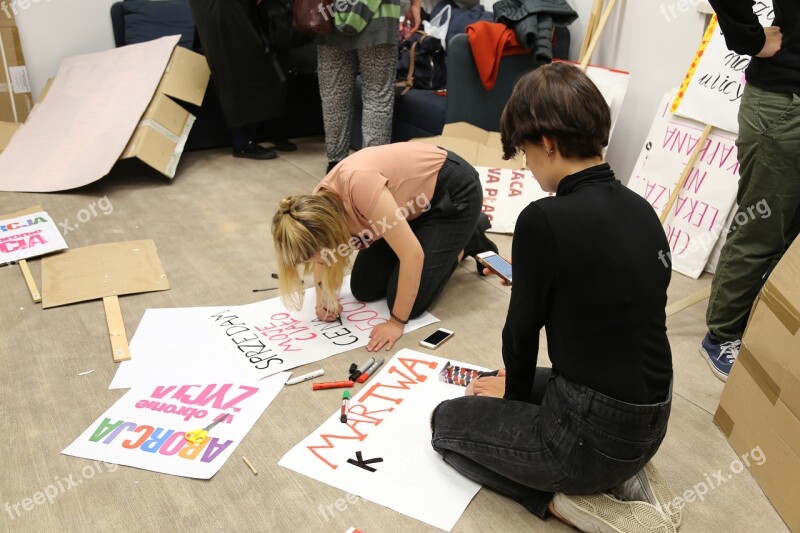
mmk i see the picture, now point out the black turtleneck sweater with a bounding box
[502,164,673,405]
[709,0,800,95]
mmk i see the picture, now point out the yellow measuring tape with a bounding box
[671,15,719,113]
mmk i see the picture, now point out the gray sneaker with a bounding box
[553,492,676,533]
[611,462,681,528]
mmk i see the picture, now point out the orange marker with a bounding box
[312,380,354,391]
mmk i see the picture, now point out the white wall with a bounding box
[15,0,118,98]
[476,0,708,183]
[568,0,707,183]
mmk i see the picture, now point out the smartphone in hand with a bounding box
[476,251,512,285]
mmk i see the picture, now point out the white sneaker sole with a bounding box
[553,493,676,533]
[699,347,728,382]
[642,462,682,529]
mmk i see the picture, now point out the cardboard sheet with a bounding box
[41,240,169,308]
[109,276,439,389]
[280,350,484,532]
[0,36,180,192]
[0,210,67,264]
[627,92,739,278]
[62,373,288,479]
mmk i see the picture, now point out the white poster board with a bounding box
[62,374,287,479]
[671,2,774,133]
[280,350,484,531]
[479,167,550,234]
[0,211,67,264]
[628,92,739,279]
[110,276,438,389]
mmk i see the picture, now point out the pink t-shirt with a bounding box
[313,143,447,241]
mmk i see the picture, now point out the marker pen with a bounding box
[340,390,350,423]
[285,369,324,386]
[356,357,385,383]
[350,357,375,381]
[312,380,355,391]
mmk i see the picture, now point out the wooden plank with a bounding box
[103,295,131,363]
[666,286,712,317]
[579,0,604,64]
[19,259,41,303]
[579,0,618,71]
[659,124,714,225]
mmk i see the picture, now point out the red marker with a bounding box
[356,357,385,384]
[312,380,354,391]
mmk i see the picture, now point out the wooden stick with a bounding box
[19,259,41,303]
[666,286,712,317]
[659,124,714,224]
[103,295,131,362]
[579,0,619,71]
[243,456,258,475]
[579,0,604,64]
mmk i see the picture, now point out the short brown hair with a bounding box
[500,62,611,160]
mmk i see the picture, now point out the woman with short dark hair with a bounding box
[430,63,680,533]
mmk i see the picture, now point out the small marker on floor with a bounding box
[243,456,258,475]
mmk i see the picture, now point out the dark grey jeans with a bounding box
[350,151,483,318]
[431,369,671,519]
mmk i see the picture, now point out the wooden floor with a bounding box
[0,139,789,532]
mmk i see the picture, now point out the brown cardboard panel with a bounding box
[0,26,33,123]
[0,121,19,152]
[0,204,42,219]
[782,354,800,421]
[760,237,800,334]
[753,429,800,532]
[121,93,193,177]
[737,340,780,405]
[772,400,800,459]
[41,240,169,308]
[719,344,800,532]
[442,122,492,144]
[0,7,14,27]
[156,46,210,107]
[714,405,734,438]
[743,300,795,380]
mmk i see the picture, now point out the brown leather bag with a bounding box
[293,0,334,34]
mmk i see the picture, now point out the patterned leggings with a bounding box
[317,44,397,163]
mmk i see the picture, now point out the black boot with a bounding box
[268,138,298,152]
[464,213,499,275]
[232,141,277,160]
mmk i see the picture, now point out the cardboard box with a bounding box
[0,120,19,152]
[715,237,800,532]
[412,122,526,170]
[0,6,15,27]
[14,45,209,179]
[120,46,209,177]
[0,25,33,122]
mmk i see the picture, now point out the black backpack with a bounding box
[396,31,447,96]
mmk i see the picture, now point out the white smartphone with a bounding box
[476,251,513,284]
[419,328,454,349]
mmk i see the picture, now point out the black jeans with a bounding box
[350,151,482,318]
[430,369,671,519]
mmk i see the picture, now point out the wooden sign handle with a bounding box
[19,259,41,303]
[660,124,714,225]
[579,0,604,65]
[580,0,618,71]
[103,295,131,362]
[666,286,712,317]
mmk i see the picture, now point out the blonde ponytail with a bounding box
[271,193,352,311]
